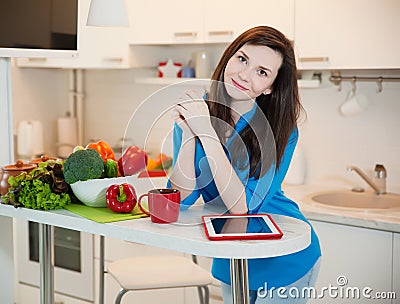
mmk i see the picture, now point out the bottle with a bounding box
[193,50,210,79]
[373,164,387,194]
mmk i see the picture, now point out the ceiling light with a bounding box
[86,0,129,27]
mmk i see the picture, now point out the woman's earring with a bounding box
[263,89,271,95]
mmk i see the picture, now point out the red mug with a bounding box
[138,188,180,223]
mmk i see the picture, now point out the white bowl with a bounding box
[70,175,168,207]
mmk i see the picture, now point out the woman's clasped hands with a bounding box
[171,89,216,139]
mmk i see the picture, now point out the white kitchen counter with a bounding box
[283,183,400,233]
[0,202,310,259]
[0,202,311,304]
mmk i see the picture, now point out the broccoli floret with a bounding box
[63,149,104,184]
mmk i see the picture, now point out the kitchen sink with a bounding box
[311,190,400,209]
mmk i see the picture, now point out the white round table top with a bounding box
[0,202,311,259]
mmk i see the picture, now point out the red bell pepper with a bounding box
[118,146,148,176]
[86,140,115,163]
[106,183,137,213]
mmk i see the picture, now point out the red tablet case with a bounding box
[202,214,283,241]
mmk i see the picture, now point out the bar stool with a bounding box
[107,254,212,304]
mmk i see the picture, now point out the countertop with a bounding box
[0,202,311,259]
[283,183,400,233]
[0,191,312,304]
[1,181,399,235]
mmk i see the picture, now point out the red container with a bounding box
[138,188,180,223]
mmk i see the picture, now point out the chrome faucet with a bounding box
[347,165,387,195]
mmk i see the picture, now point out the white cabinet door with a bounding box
[18,283,93,304]
[393,233,400,304]
[310,221,392,303]
[204,0,294,42]
[128,0,204,44]
[129,0,294,44]
[17,0,131,68]
[16,220,94,302]
[295,0,400,69]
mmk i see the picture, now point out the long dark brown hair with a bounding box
[207,26,303,178]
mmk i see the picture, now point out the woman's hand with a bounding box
[174,90,215,138]
[170,107,193,136]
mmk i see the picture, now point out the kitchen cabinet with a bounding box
[128,0,204,44]
[394,233,400,304]
[203,0,294,42]
[294,0,400,69]
[15,219,94,303]
[17,0,131,69]
[128,0,294,44]
[310,220,393,303]
[18,283,92,304]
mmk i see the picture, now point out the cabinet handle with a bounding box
[174,32,197,38]
[103,57,123,63]
[28,58,47,62]
[208,30,234,37]
[299,57,329,63]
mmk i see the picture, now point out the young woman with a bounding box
[169,26,321,303]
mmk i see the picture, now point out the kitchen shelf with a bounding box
[297,79,321,88]
[134,77,212,88]
[135,77,321,88]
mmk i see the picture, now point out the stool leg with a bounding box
[192,255,208,304]
[99,235,105,304]
[115,288,129,304]
[197,286,210,304]
[202,286,210,304]
[197,286,205,304]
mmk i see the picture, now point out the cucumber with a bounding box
[105,159,118,178]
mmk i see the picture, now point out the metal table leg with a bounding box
[230,258,249,304]
[39,223,54,304]
[99,235,105,304]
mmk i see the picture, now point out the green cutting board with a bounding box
[64,203,148,223]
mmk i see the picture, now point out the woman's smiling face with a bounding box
[223,44,283,101]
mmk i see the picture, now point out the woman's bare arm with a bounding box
[174,91,248,214]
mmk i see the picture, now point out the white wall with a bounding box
[10,66,400,193]
[10,60,70,158]
[82,69,400,192]
[298,71,400,192]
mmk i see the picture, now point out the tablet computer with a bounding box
[202,214,283,241]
